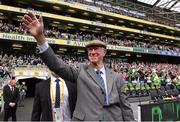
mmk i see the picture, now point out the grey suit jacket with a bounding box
[40,47,134,121]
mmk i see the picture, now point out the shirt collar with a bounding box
[94,66,105,74]
[8,84,13,88]
[51,75,60,82]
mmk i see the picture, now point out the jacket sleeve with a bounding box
[31,84,41,121]
[15,88,19,104]
[40,47,79,83]
[3,86,10,105]
[117,74,135,121]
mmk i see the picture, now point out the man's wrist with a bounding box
[34,34,46,45]
[36,41,49,54]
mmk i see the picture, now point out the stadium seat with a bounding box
[172,89,179,98]
[150,89,159,103]
[140,83,148,96]
[158,89,167,100]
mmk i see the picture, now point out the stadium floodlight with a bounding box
[170,30,174,33]
[17,16,23,18]
[156,38,160,40]
[12,44,22,48]
[56,50,64,53]
[52,6,61,10]
[96,28,101,30]
[80,28,86,31]
[111,52,116,55]
[109,18,114,21]
[83,26,89,29]
[105,31,111,34]
[126,36,131,38]
[83,12,89,16]
[53,21,60,24]
[68,24,74,26]
[118,20,124,23]
[59,48,67,51]
[138,24,144,27]
[96,15,103,18]
[136,54,142,57]
[68,9,75,13]
[92,30,99,33]
[155,28,160,30]
[13,47,21,50]
[125,53,131,56]
[130,23,135,25]
[78,49,85,53]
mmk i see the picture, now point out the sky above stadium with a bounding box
[138,0,180,12]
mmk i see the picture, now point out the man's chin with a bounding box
[91,62,98,66]
[90,59,97,63]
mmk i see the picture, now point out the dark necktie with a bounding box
[55,79,60,108]
[96,70,107,105]
[11,87,14,93]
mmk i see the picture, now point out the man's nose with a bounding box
[91,49,96,53]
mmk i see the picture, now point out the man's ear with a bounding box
[104,49,107,55]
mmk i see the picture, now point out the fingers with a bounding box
[22,23,29,30]
[22,18,30,29]
[27,11,37,20]
[38,16,43,24]
[23,15,33,23]
[22,11,37,29]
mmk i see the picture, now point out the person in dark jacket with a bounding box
[31,71,77,121]
[3,77,19,121]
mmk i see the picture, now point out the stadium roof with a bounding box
[138,0,180,12]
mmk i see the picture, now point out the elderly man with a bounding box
[22,12,134,121]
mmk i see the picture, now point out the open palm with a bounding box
[22,12,44,37]
[28,18,43,37]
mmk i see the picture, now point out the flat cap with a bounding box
[85,40,107,49]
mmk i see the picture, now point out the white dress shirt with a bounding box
[50,75,71,121]
[37,42,49,53]
[8,84,14,92]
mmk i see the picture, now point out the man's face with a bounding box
[87,46,106,65]
[10,79,17,86]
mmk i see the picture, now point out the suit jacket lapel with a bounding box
[8,85,13,95]
[105,68,114,96]
[87,65,100,86]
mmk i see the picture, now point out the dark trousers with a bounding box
[3,107,17,121]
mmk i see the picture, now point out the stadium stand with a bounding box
[0,0,179,121]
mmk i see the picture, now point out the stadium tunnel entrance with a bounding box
[18,78,42,97]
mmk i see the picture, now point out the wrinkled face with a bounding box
[87,46,106,65]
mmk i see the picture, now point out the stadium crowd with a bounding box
[0,51,179,89]
[0,21,179,54]
[65,0,177,27]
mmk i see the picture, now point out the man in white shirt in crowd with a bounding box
[31,70,77,121]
